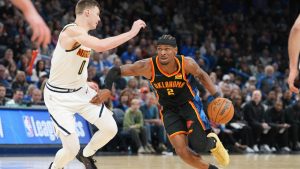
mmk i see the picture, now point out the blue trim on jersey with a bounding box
[187,75,211,129]
[192,98,211,129]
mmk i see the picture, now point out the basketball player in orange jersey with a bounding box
[10,0,51,48]
[288,14,300,94]
[92,35,229,169]
[43,0,146,169]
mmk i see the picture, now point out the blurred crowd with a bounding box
[1,0,300,154]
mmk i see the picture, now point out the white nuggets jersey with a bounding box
[48,23,91,89]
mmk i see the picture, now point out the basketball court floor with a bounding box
[0,154,299,169]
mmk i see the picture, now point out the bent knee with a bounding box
[103,122,118,138]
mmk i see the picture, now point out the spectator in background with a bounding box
[23,84,37,103]
[0,22,8,49]
[0,84,9,106]
[123,99,153,154]
[116,89,132,112]
[36,71,48,89]
[257,65,279,97]
[89,51,112,73]
[0,48,14,67]
[30,88,44,106]
[285,100,300,151]
[140,93,167,152]
[121,45,136,64]
[218,74,233,98]
[281,90,294,108]
[7,63,18,82]
[30,59,46,83]
[228,94,255,153]
[265,100,291,153]
[180,36,196,58]
[0,64,10,88]
[5,88,25,107]
[87,65,101,87]
[243,90,273,153]
[17,54,30,72]
[263,90,276,109]
[11,71,28,93]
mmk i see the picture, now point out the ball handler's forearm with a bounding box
[196,71,218,96]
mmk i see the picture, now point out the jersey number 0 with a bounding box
[78,60,86,75]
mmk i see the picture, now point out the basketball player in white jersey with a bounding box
[44,0,146,169]
[288,14,300,94]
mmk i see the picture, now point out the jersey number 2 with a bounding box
[78,60,86,75]
[167,88,174,95]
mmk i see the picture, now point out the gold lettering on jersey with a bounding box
[175,73,182,79]
[153,81,185,89]
[77,48,91,58]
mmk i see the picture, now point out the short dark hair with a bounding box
[75,0,101,15]
[157,34,177,47]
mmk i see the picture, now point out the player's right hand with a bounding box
[130,19,146,37]
[90,89,111,105]
[24,10,51,48]
[288,69,299,94]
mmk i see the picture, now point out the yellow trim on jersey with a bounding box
[188,101,206,130]
[182,55,196,97]
[156,56,181,77]
[150,58,155,83]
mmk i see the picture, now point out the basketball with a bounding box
[207,98,234,124]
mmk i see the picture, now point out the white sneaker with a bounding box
[138,147,147,154]
[253,145,259,152]
[245,147,255,153]
[260,144,272,153]
[281,146,291,152]
[162,151,173,156]
[271,147,277,152]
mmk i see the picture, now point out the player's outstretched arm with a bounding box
[10,0,51,48]
[72,20,146,52]
[89,59,152,105]
[184,57,218,97]
[288,15,300,94]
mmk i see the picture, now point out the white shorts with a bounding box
[44,82,113,135]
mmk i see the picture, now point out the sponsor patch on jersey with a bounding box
[77,48,91,58]
[175,73,182,79]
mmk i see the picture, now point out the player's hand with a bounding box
[288,69,299,94]
[89,89,111,105]
[87,81,99,92]
[130,19,146,37]
[24,10,51,48]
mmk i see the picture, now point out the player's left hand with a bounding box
[288,69,299,94]
[90,89,111,105]
[87,81,99,92]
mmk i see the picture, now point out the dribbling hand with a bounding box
[130,19,146,37]
[89,89,111,105]
[288,69,299,94]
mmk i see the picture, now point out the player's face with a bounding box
[157,45,177,65]
[86,6,101,30]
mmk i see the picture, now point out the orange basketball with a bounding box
[207,98,234,124]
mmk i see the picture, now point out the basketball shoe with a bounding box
[207,132,230,167]
[76,150,97,169]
